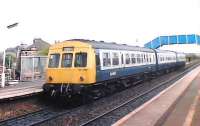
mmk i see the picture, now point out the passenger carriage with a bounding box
[155,50,177,72]
[43,39,186,98]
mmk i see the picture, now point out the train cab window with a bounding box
[48,54,60,68]
[112,52,119,66]
[75,52,87,67]
[131,54,136,64]
[125,53,130,64]
[103,52,111,67]
[62,53,73,67]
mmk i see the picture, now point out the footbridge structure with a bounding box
[144,34,200,54]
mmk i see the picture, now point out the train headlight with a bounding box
[80,76,84,81]
[49,76,53,81]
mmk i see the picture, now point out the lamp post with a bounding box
[1,22,18,88]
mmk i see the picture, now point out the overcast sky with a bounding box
[0,0,200,51]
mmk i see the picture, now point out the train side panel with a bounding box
[95,49,157,82]
[96,64,156,82]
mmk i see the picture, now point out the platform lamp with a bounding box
[1,22,18,88]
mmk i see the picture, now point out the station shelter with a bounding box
[20,56,47,81]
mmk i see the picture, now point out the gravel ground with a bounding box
[0,95,46,122]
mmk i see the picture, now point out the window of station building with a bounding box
[62,53,73,67]
[48,54,60,68]
[112,52,119,66]
[74,52,87,67]
[125,53,131,64]
[103,52,111,67]
[131,54,136,64]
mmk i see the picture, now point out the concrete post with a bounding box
[1,50,6,87]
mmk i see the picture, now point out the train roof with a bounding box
[67,39,154,52]
[155,49,177,54]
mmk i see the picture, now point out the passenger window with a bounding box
[137,54,140,63]
[112,52,119,66]
[75,52,87,67]
[140,54,143,63]
[131,54,136,64]
[125,53,130,64]
[121,54,124,64]
[146,54,148,63]
[48,54,60,68]
[149,55,152,63]
[62,53,73,67]
[103,52,111,67]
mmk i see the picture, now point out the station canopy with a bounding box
[144,34,200,49]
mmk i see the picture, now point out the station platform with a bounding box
[0,80,44,100]
[113,65,200,126]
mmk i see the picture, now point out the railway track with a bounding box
[79,62,200,126]
[0,103,86,126]
[0,61,199,126]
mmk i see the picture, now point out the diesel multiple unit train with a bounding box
[43,39,186,98]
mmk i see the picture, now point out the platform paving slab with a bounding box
[191,92,200,126]
[161,71,200,126]
[0,80,44,100]
[113,65,200,126]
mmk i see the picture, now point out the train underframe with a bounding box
[43,73,146,100]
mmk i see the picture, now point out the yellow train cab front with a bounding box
[46,40,96,85]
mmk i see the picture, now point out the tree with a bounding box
[37,48,49,56]
[5,53,16,69]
